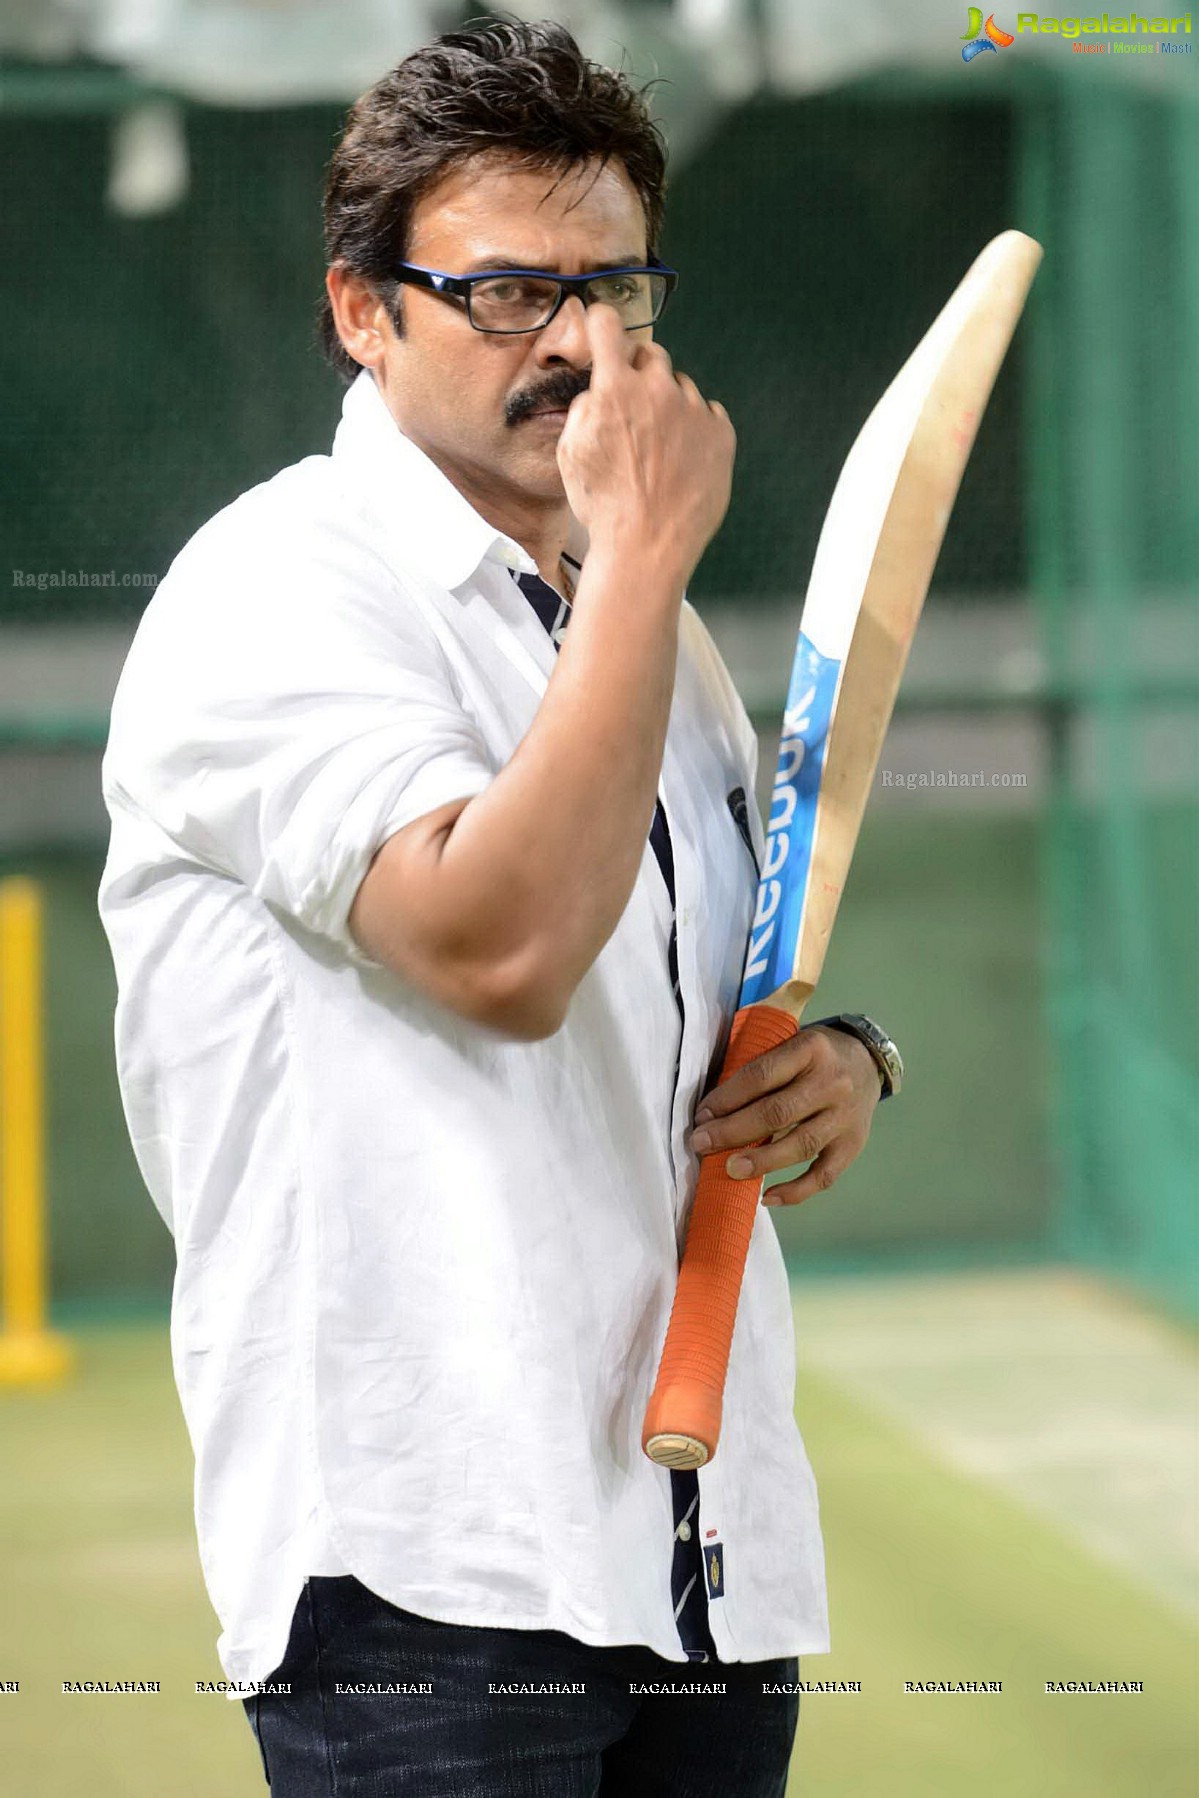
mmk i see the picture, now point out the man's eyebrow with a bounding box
[459,255,647,275]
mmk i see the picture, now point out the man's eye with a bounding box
[590,276,642,307]
[479,279,549,305]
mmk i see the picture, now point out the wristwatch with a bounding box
[810,1013,903,1100]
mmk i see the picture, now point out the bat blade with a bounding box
[642,230,1043,1471]
[743,229,1043,1015]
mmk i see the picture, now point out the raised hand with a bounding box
[556,303,735,588]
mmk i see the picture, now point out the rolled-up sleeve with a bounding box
[103,519,492,956]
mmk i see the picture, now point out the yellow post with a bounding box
[0,877,73,1384]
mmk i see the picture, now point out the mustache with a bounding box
[505,370,590,427]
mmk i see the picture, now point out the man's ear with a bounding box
[326,264,398,369]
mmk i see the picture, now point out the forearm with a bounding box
[439,540,683,1005]
[352,538,687,1037]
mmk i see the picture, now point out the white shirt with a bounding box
[98,369,829,1694]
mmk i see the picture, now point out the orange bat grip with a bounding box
[642,1002,800,1468]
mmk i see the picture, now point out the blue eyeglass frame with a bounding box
[387,255,679,333]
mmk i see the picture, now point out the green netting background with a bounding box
[0,84,1025,616]
[0,60,1195,1313]
[1018,78,1199,1316]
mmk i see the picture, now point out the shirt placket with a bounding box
[513,567,717,1664]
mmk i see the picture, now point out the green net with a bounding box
[0,82,1026,622]
[0,96,344,621]
[1019,77,1199,1316]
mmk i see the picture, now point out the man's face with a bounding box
[356,151,651,508]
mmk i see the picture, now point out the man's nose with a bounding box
[533,292,592,367]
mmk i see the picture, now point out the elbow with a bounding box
[358,929,572,1040]
[470,952,571,1042]
[483,997,568,1043]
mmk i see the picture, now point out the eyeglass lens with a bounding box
[468,271,666,332]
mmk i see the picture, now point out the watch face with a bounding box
[838,1015,902,1095]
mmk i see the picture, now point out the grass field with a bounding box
[791,1370,1196,1795]
[1,1285,1195,1797]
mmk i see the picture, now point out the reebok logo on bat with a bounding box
[739,632,841,1007]
[742,686,814,987]
[962,8,1015,56]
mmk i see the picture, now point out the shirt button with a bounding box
[675,1520,692,1542]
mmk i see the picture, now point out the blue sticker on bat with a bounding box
[739,632,841,1008]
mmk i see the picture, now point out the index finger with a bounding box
[583,301,634,383]
[694,1031,819,1124]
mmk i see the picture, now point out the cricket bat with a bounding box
[642,229,1043,1470]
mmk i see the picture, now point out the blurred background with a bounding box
[0,2,1196,1793]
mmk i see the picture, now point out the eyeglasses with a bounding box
[388,256,678,334]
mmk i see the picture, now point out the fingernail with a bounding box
[694,1106,714,1124]
[691,1130,713,1157]
[726,1155,753,1180]
[762,1194,780,1207]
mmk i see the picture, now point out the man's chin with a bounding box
[507,438,569,499]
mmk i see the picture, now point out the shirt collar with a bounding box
[331,368,588,590]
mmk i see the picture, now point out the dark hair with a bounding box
[318,17,668,383]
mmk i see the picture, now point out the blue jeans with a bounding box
[245,1575,799,1796]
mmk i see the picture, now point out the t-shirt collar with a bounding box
[331,368,588,590]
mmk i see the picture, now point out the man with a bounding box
[100,20,898,1796]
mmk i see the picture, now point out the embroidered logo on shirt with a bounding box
[703,1542,724,1599]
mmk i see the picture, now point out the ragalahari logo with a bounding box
[962,8,1017,55]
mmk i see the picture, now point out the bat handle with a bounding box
[642,1003,800,1469]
